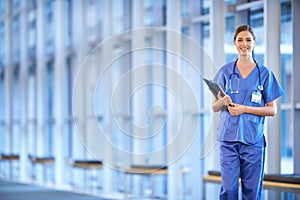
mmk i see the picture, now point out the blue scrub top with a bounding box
[214,61,284,147]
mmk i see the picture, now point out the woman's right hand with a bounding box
[217,92,232,106]
[212,92,232,112]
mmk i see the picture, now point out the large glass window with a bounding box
[181,0,189,17]
[12,16,20,64]
[144,0,154,26]
[224,14,236,62]
[0,22,4,64]
[280,1,293,174]
[65,0,72,49]
[65,56,73,158]
[12,0,21,154]
[12,0,20,13]
[145,36,167,164]
[27,64,37,154]
[28,6,36,59]
[144,0,165,26]
[12,65,20,153]
[112,0,124,34]
[0,9,4,155]
[249,7,264,63]
[46,60,54,156]
[45,0,54,55]
[86,0,98,44]
[0,0,5,20]
[200,0,210,15]
[0,68,4,152]
[27,0,36,6]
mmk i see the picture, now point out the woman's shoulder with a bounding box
[257,62,268,70]
[219,60,235,70]
[257,63,273,75]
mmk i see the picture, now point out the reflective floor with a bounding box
[0,180,104,200]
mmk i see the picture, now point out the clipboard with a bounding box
[203,78,226,99]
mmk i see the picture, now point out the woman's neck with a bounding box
[237,56,255,67]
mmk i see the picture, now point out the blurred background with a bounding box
[0,0,298,199]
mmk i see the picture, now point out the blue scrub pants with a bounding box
[219,141,265,200]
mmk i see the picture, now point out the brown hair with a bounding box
[233,25,256,41]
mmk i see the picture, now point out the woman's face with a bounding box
[234,30,256,57]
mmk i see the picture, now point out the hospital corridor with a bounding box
[0,0,300,199]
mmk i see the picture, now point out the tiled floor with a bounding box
[0,179,104,200]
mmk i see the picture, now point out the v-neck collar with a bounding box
[236,63,257,80]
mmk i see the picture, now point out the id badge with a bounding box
[251,91,262,104]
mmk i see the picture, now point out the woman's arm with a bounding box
[228,100,277,116]
[212,93,232,112]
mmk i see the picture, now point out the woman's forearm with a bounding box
[212,99,224,112]
[229,101,278,117]
[243,102,277,116]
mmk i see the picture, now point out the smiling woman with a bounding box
[234,26,256,59]
[233,26,257,79]
[0,1,298,200]
[212,24,284,200]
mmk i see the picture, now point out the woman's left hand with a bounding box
[228,103,245,116]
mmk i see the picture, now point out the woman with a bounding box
[212,25,283,200]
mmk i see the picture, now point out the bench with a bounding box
[203,170,300,199]
[124,165,168,199]
[124,165,168,175]
[0,153,19,179]
[28,155,55,183]
[67,159,103,189]
[68,160,102,169]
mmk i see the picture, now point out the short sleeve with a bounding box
[262,70,284,103]
[213,69,226,91]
